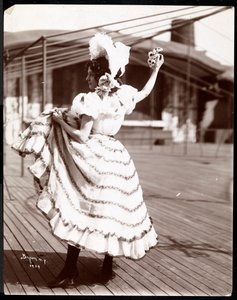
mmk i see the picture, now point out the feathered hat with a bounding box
[89,33,130,78]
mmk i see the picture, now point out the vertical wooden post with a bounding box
[21,55,26,177]
[3,66,14,199]
[150,88,155,150]
[3,66,8,169]
[184,42,191,155]
[42,36,47,112]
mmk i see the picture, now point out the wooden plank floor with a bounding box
[3,143,233,296]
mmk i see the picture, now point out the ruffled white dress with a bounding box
[12,84,158,260]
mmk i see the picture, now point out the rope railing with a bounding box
[43,6,197,39]
[170,28,234,66]
[4,6,226,67]
[129,6,232,47]
[130,54,233,100]
[46,43,85,55]
[3,7,231,80]
[4,33,143,77]
[5,54,90,79]
[119,6,222,35]
[4,36,43,67]
[5,45,233,99]
[133,45,233,98]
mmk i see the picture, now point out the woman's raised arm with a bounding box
[133,52,164,104]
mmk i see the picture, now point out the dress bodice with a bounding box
[71,85,137,136]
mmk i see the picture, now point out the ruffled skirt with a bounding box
[12,109,158,259]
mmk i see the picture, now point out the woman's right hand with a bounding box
[154,53,164,70]
[52,109,64,124]
[147,48,164,70]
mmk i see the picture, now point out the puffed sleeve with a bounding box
[118,85,138,115]
[71,92,100,119]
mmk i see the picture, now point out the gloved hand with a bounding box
[147,47,164,70]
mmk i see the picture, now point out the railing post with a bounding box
[3,67,8,169]
[150,73,155,150]
[42,36,47,112]
[199,128,204,156]
[184,42,191,155]
[21,55,26,177]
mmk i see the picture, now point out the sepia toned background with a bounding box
[3,4,234,296]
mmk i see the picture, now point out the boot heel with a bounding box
[48,269,79,288]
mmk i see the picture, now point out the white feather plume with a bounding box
[89,33,113,60]
[89,33,131,78]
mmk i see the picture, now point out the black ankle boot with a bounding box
[48,244,80,288]
[48,267,79,288]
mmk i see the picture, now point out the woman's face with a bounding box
[86,67,98,91]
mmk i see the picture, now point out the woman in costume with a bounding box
[12,33,164,288]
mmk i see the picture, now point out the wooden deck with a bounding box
[3,143,233,296]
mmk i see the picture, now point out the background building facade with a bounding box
[4,21,233,146]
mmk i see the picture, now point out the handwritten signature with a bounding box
[20,253,47,269]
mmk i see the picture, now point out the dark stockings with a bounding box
[101,254,115,281]
[102,254,113,272]
[60,244,80,276]
[48,247,115,287]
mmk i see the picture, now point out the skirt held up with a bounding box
[12,109,158,259]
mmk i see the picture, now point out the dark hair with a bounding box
[86,56,123,86]
[86,56,110,82]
